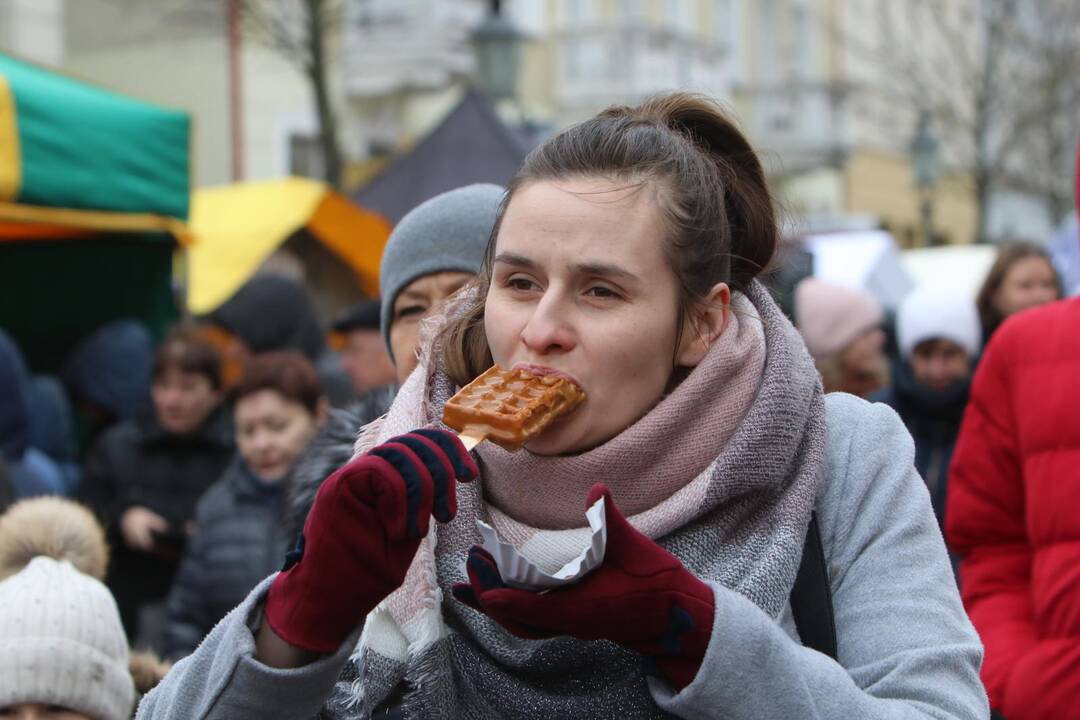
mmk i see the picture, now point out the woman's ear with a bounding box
[675,282,731,367]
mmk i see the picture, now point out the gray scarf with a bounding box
[321,281,826,719]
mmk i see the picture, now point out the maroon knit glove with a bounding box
[452,483,715,690]
[265,429,478,653]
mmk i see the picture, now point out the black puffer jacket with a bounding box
[79,405,235,639]
[163,459,291,660]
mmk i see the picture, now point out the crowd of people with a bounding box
[0,91,1076,719]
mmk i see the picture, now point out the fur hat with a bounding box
[794,278,884,360]
[379,183,504,359]
[0,497,135,719]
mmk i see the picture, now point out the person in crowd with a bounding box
[945,149,1080,720]
[284,183,503,540]
[203,274,353,407]
[0,330,65,500]
[79,326,234,650]
[331,299,397,397]
[163,351,327,661]
[0,496,136,720]
[975,240,1062,343]
[26,374,82,494]
[794,277,890,398]
[872,286,980,528]
[138,93,985,720]
[377,184,504,384]
[64,319,155,453]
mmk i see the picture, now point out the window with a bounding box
[567,0,595,25]
[713,0,733,39]
[758,0,779,82]
[792,1,812,78]
[665,0,696,33]
[619,0,646,22]
[289,134,325,180]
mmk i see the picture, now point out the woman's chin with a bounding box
[523,422,593,456]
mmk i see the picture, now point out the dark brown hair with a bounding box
[975,240,1062,333]
[152,325,224,390]
[439,92,778,386]
[232,351,323,415]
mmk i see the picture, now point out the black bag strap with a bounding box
[789,511,838,660]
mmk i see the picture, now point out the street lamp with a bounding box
[471,0,526,103]
[909,110,942,247]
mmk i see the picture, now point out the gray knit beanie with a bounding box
[379,183,505,359]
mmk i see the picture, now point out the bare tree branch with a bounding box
[827,0,1079,241]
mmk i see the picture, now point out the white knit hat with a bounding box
[897,285,982,359]
[0,498,134,720]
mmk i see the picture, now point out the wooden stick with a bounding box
[459,432,484,452]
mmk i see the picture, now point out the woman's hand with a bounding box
[120,505,170,552]
[453,484,715,690]
[264,428,478,654]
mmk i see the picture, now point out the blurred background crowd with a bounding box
[0,1,1078,718]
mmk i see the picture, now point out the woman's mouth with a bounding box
[512,363,582,389]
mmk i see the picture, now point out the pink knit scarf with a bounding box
[477,296,766,529]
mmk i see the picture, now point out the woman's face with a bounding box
[390,271,474,384]
[910,338,972,391]
[151,367,221,435]
[836,327,888,398]
[0,705,92,720]
[993,255,1059,319]
[484,178,724,455]
[234,389,320,482]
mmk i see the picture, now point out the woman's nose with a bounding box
[520,292,576,355]
[251,429,274,452]
[928,355,949,377]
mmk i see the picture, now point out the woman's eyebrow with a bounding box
[396,290,429,302]
[495,253,640,285]
[492,252,536,269]
[571,262,640,284]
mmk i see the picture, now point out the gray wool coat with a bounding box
[136,394,990,720]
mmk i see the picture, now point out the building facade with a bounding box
[1,0,1058,243]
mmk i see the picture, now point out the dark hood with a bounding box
[26,375,77,463]
[206,275,325,360]
[64,319,153,421]
[0,329,33,462]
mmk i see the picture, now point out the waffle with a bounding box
[442,365,586,451]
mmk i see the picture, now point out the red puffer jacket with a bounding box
[946,295,1080,720]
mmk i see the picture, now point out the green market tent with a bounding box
[0,52,190,220]
[0,52,191,372]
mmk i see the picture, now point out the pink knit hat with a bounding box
[794,277,883,359]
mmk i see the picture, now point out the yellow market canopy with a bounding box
[187,177,391,314]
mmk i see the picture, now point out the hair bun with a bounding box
[0,497,109,582]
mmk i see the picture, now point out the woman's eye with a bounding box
[395,304,425,320]
[508,277,536,291]
[586,286,619,299]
